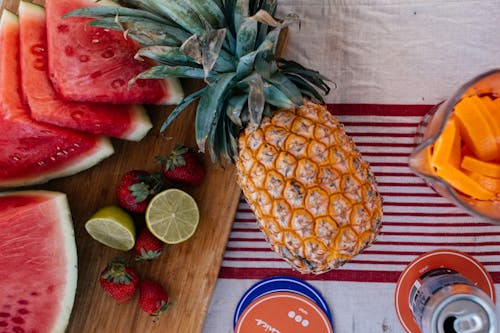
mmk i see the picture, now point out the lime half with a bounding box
[146,189,200,244]
[85,205,136,251]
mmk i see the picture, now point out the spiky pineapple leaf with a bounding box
[64,5,166,23]
[233,0,250,32]
[263,83,296,108]
[196,72,236,152]
[135,65,205,80]
[160,88,208,132]
[278,58,331,95]
[266,72,303,105]
[183,0,226,28]
[135,46,201,67]
[235,39,273,79]
[236,18,258,58]
[226,95,247,127]
[247,74,265,128]
[151,0,205,35]
[200,29,227,79]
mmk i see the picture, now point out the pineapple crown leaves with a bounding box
[101,257,135,285]
[154,145,189,171]
[66,0,331,162]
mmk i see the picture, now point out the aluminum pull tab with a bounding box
[453,314,485,333]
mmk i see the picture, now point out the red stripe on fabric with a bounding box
[381,222,493,227]
[380,231,500,237]
[375,241,500,246]
[218,267,500,283]
[224,248,500,257]
[327,104,435,117]
[350,132,416,138]
[342,121,420,128]
[382,212,468,217]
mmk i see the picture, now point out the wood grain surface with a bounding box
[0,0,244,332]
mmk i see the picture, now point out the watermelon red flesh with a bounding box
[45,0,184,105]
[19,1,152,141]
[0,190,77,333]
[0,9,114,188]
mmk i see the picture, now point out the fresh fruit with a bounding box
[461,155,500,178]
[46,0,183,105]
[138,280,170,317]
[430,94,500,200]
[71,0,383,274]
[116,170,165,213]
[85,205,136,251]
[18,1,152,141]
[145,189,200,244]
[454,95,498,161]
[436,165,495,200]
[0,9,113,188]
[99,257,140,303]
[431,115,461,169]
[0,190,77,333]
[134,228,165,261]
[156,145,206,187]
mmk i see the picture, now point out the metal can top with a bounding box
[424,286,497,333]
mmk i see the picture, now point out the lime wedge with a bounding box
[85,205,136,251]
[146,189,199,244]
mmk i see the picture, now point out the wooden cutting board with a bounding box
[0,0,248,332]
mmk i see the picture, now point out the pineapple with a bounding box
[68,0,383,274]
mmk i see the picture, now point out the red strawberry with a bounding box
[99,257,139,303]
[138,280,170,317]
[134,228,165,261]
[116,170,164,213]
[155,145,206,187]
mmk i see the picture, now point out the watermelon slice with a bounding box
[19,1,152,141]
[45,0,184,105]
[0,191,77,333]
[0,9,113,188]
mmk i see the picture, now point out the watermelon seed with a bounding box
[57,24,69,33]
[92,39,100,44]
[71,111,83,120]
[13,326,25,333]
[64,46,75,57]
[111,79,125,89]
[29,44,45,56]
[79,55,90,63]
[30,292,39,297]
[11,317,24,325]
[0,321,7,327]
[16,300,28,306]
[101,50,114,58]
[17,309,28,315]
[33,59,46,71]
[0,313,9,318]
[8,154,20,162]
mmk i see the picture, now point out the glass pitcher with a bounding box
[408,68,500,225]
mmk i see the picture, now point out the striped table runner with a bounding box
[219,104,500,283]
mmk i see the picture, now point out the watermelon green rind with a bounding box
[45,0,184,105]
[18,1,153,141]
[0,9,114,188]
[0,190,77,333]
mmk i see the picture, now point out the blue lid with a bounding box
[233,276,333,329]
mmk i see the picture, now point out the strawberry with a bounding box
[155,145,206,187]
[134,228,165,261]
[138,280,170,317]
[99,257,139,303]
[116,170,164,213]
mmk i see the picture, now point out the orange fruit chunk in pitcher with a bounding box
[430,95,500,200]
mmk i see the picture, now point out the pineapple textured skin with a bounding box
[236,101,383,274]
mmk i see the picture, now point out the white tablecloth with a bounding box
[204,1,500,332]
